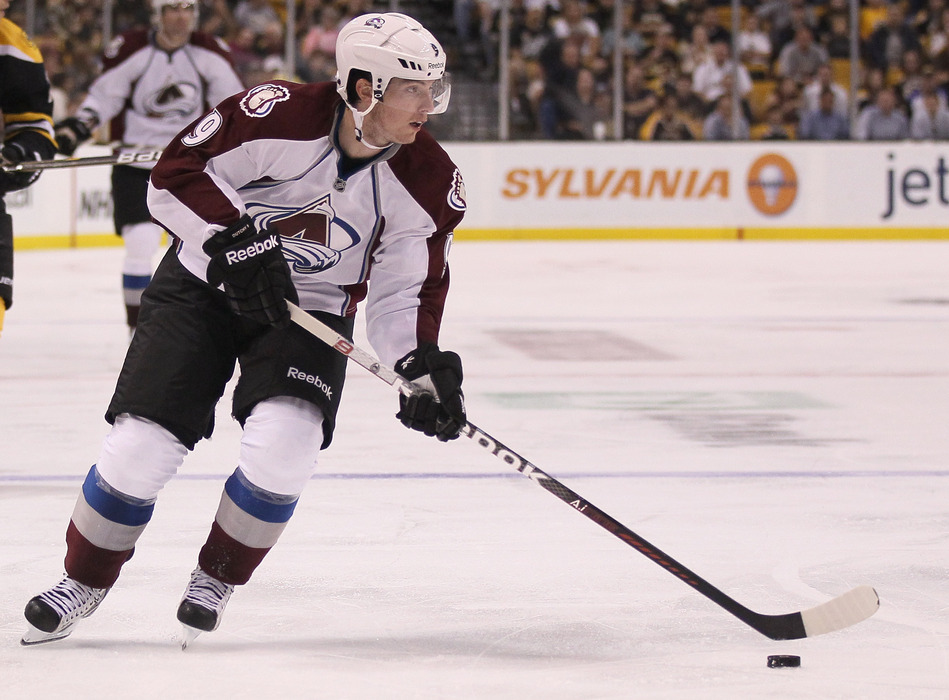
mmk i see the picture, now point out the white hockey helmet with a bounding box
[151,0,199,32]
[335,13,451,117]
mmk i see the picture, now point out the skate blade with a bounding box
[180,625,202,650]
[21,624,72,646]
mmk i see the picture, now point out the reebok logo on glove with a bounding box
[224,233,281,266]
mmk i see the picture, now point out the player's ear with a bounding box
[355,78,373,109]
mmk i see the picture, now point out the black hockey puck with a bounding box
[767,655,801,668]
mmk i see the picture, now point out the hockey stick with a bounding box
[1,149,163,172]
[287,302,879,640]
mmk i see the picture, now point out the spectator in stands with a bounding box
[855,87,910,140]
[301,5,341,66]
[856,66,886,112]
[198,0,237,39]
[640,23,680,84]
[555,66,611,140]
[696,5,730,45]
[895,50,928,106]
[512,6,554,64]
[860,0,891,41]
[822,11,852,59]
[233,0,279,36]
[692,39,752,112]
[550,0,601,65]
[634,0,676,42]
[799,87,851,140]
[776,26,828,85]
[640,92,696,141]
[757,104,794,140]
[865,3,922,73]
[759,0,818,61]
[763,75,804,129]
[925,7,949,59]
[669,73,707,126]
[599,2,647,60]
[538,37,583,138]
[910,88,949,138]
[621,62,658,139]
[702,93,749,141]
[911,0,948,38]
[679,24,712,77]
[802,63,848,118]
[737,13,772,80]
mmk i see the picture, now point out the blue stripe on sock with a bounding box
[224,470,298,524]
[81,466,155,527]
[122,274,151,290]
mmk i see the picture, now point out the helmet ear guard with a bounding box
[335,12,451,122]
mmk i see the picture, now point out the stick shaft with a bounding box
[286,302,877,640]
[3,149,163,172]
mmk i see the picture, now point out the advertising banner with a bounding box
[9,143,949,247]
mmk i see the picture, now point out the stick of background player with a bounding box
[0,3,58,337]
[52,0,243,336]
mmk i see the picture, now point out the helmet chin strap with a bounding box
[350,100,390,151]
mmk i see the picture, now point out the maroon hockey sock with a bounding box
[197,521,271,586]
[64,521,134,589]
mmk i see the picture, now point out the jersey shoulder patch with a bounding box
[102,30,149,68]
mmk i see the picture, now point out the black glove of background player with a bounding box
[0,143,41,194]
[395,343,466,442]
[203,215,298,328]
[53,116,93,157]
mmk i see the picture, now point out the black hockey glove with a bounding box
[53,117,93,157]
[0,143,41,194]
[203,215,298,328]
[395,343,466,442]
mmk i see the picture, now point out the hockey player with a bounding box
[0,2,57,336]
[53,0,243,334]
[23,12,467,647]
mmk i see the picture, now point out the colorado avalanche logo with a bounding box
[240,84,290,118]
[144,81,201,119]
[364,16,386,29]
[249,195,360,274]
[448,168,466,211]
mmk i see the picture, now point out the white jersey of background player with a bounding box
[54,0,243,333]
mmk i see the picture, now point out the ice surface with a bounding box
[2,241,948,699]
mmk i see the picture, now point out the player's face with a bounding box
[364,78,440,145]
[159,2,197,44]
[0,0,9,20]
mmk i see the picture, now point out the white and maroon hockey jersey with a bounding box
[147,81,467,367]
[74,29,244,168]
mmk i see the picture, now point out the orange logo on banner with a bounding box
[747,154,798,216]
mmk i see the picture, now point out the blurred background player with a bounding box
[0,0,57,337]
[53,0,243,335]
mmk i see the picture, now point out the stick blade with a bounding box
[800,585,879,638]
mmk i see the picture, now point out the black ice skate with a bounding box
[21,575,109,646]
[177,566,234,649]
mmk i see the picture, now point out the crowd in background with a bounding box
[9,0,949,141]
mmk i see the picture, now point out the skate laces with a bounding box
[183,568,233,613]
[38,577,107,623]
